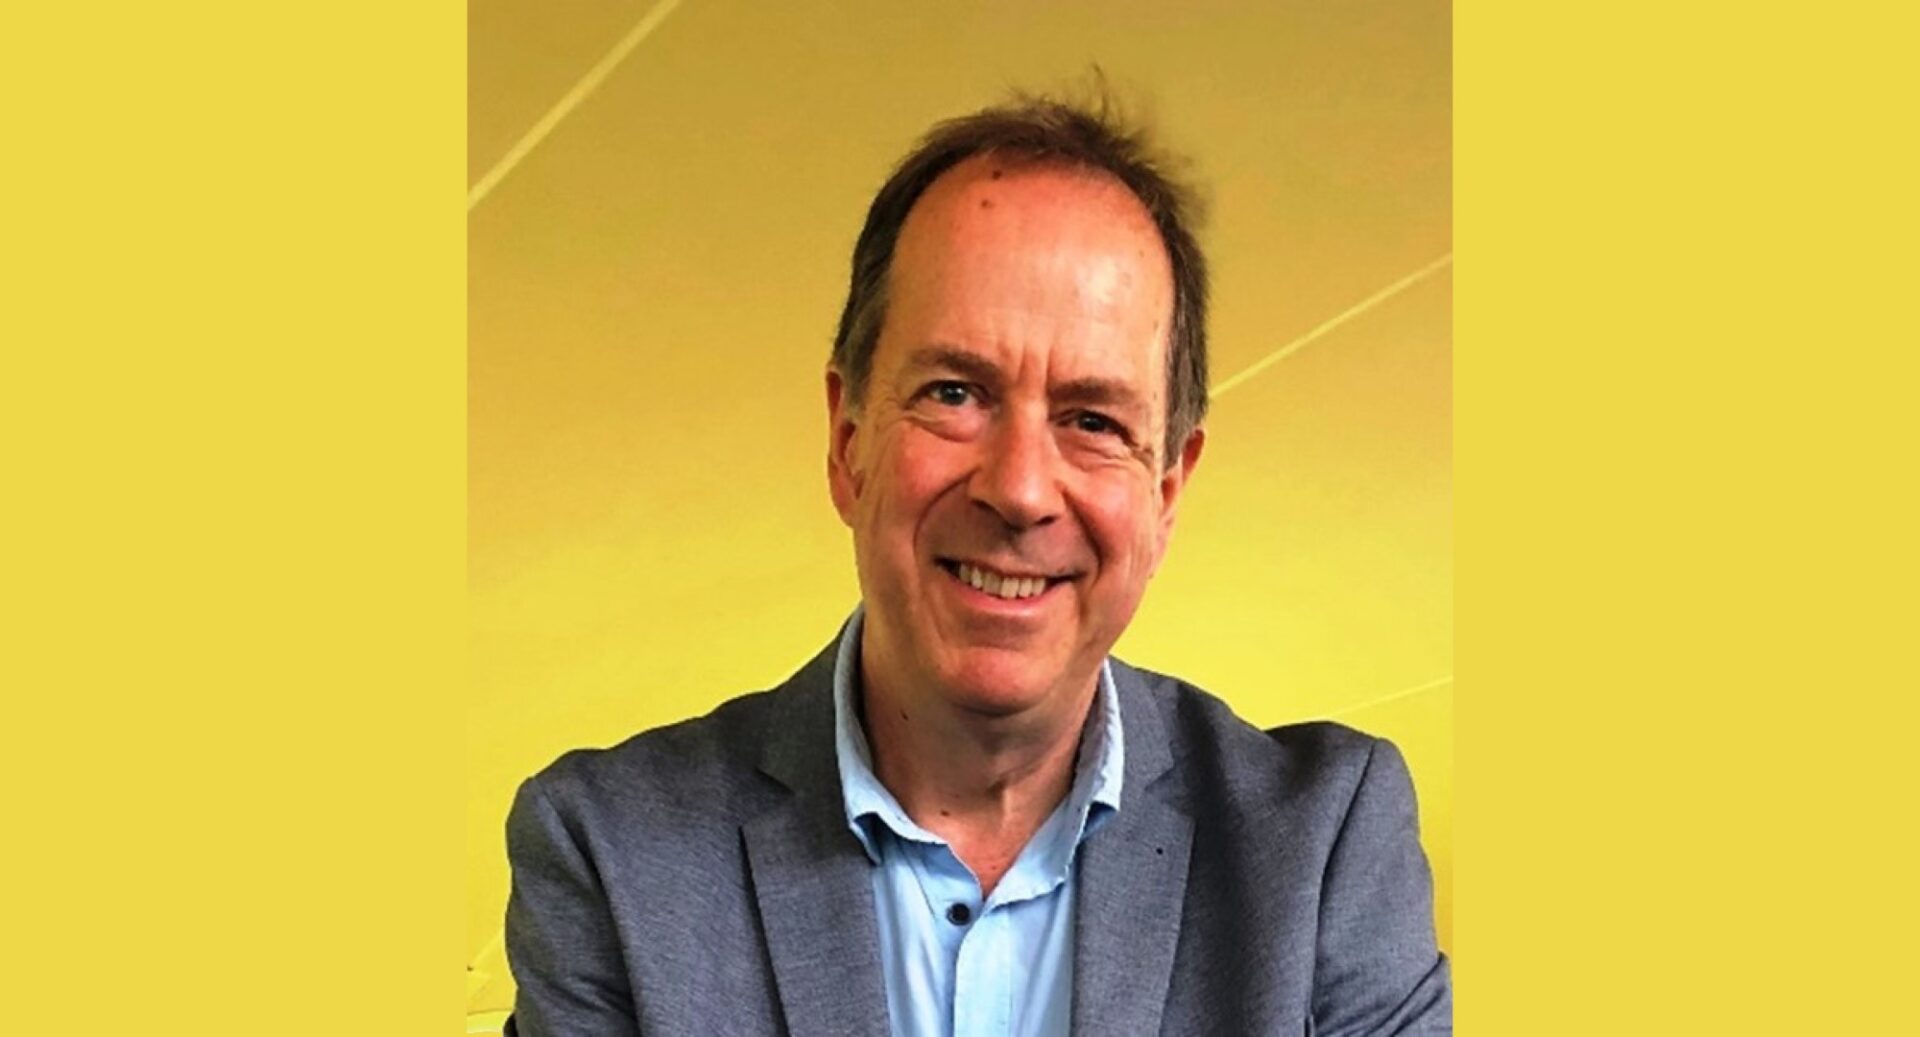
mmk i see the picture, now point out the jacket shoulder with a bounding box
[1119,661,1393,813]
[520,685,787,825]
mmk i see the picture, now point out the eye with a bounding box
[1071,411,1126,438]
[922,381,977,407]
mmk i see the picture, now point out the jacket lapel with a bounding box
[1072,662,1194,1037]
[742,641,891,1037]
[743,806,890,1037]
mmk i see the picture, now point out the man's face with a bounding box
[828,156,1204,721]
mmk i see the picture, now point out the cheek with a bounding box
[1075,474,1163,569]
[860,429,970,546]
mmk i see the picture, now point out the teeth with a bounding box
[955,563,1048,600]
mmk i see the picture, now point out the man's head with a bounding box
[826,94,1209,722]
[831,95,1210,463]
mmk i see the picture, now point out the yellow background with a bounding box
[10,2,1916,1035]
[468,0,1451,1026]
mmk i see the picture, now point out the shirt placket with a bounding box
[902,839,988,1035]
[952,900,1015,1037]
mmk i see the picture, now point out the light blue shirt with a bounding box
[832,607,1124,1037]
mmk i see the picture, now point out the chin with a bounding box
[934,648,1069,718]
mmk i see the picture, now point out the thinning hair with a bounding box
[829,89,1210,464]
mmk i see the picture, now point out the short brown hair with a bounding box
[829,90,1210,464]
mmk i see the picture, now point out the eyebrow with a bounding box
[1051,376,1148,414]
[903,346,1000,388]
[902,345,1150,414]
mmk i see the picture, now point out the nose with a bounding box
[969,409,1064,530]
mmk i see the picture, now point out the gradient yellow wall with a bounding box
[468,1,1450,1026]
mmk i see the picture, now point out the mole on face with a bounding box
[989,168,1003,180]
[980,198,993,209]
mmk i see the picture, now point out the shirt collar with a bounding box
[831,605,1125,868]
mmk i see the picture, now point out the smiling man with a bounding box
[504,95,1451,1036]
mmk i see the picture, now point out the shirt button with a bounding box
[946,902,973,926]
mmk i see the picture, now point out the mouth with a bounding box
[935,558,1074,602]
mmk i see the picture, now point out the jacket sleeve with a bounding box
[502,775,643,1037]
[1311,737,1452,1036]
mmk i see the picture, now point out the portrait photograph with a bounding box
[467,2,1449,1031]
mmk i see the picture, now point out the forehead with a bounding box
[879,156,1175,396]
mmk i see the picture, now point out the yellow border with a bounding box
[1459,2,1915,1031]
[7,2,466,1033]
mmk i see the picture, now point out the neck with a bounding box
[857,654,1099,893]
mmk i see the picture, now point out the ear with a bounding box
[1150,426,1206,567]
[826,368,863,525]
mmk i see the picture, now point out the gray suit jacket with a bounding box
[504,639,1451,1036]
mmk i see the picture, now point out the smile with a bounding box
[936,559,1066,601]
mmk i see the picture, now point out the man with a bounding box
[504,94,1451,1036]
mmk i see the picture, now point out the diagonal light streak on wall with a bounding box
[1324,674,1453,721]
[1202,256,1454,726]
[467,0,687,211]
[1210,252,1454,399]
